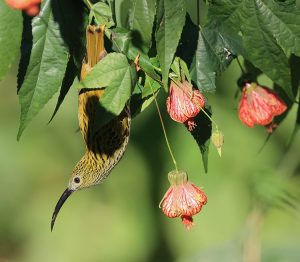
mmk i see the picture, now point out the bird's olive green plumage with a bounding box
[51,25,131,230]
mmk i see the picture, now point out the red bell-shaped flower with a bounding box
[6,0,41,16]
[238,83,287,129]
[166,81,205,131]
[160,170,207,230]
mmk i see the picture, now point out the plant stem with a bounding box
[152,65,162,72]
[140,67,163,86]
[243,207,264,262]
[199,106,218,130]
[236,56,246,75]
[84,0,93,9]
[149,82,179,172]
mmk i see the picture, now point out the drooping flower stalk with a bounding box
[149,81,178,171]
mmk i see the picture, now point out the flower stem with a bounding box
[140,67,164,86]
[243,207,264,262]
[152,65,162,72]
[83,0,93,9]
[236,57,246,75]
[198,106,219,130]
[149,82,179,172]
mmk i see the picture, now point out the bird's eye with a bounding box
[74,177,81,184]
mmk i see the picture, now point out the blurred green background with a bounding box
[1,2,300,262]
[1,60,300,262]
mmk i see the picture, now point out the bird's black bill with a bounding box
[51,188,73,231]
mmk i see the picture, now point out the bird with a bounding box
[51,25,131,231]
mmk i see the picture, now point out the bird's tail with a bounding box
[80,25,107,80]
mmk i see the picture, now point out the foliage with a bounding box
[1,0,300,170]
[1,1,300,259]
[0,0,22,81]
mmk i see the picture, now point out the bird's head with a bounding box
[51,157,100,231]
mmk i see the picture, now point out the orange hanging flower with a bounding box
[6,0,41,16]
[238,82,287,129]
[160,170,207,230]
[166,80,205,131]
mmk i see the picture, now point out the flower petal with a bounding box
[239,91,255,127]
[262,88,287,116]
[6,0,40,10]
[248,89,274,125]
[167,81,205,124]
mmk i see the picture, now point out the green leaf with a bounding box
[130,76,160,117]
[249,1,300,57]
[79,53,132,92]
[207,0,298,98]
[79,53,136,129]
[114,0,132,28]
[206,0,243,33]
[51,0,88,68]
[141,75,161,98]
[91,2,115,28]
[205,22,246,58]
[190,23,240,92]
[191,29,217,93]
[130,76,161,117]
[170,57,181,79]
[99,63,136,115]
[17,0,69,139]
[155,0,186,91]
[240,0,293,98]
[111,28,160,81]
[0,2,22,81]
[49,0,87,120]
[49,58,77,123]
[128,0,156,53]
[170,57,191,83]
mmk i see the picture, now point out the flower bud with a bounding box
[211,130,224,157]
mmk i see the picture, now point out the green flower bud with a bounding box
[212,130,224,157]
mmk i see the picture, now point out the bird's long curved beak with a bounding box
[51,188,73,231]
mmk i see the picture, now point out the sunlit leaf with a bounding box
[128,0,156,53]
[78,53,136,129]
[0,1,22,81]
[112,27,160,81]
[91,2,115,28]
[17,0,69,139]
[155,0,186,91]
[207,0,298,98]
